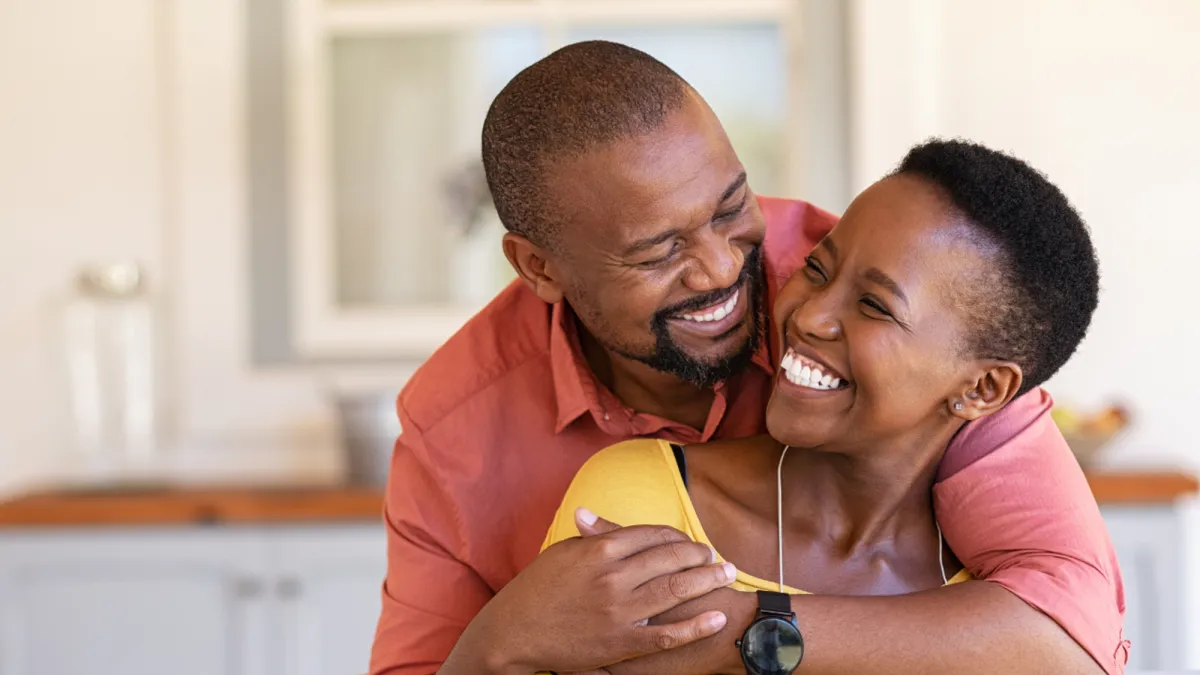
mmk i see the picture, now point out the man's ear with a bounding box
[502,231,565,304]
[949,361,1023,421]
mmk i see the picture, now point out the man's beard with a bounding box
[613,245,765,388]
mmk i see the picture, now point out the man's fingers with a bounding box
[631,610,727,657]
[581,521,692,560]
[620,540,719,587]
[576,507,620,536]
[634,562,738,617]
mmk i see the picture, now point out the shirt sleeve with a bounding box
[369,404,495,675]
[934,388,1130,675]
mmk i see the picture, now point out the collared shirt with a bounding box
[370,196,1127,675]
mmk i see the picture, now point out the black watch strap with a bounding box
[757,590,793,616]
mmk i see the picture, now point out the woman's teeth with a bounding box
[779,348,843,391]
[678,290,739,322]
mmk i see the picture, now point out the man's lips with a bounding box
[666,283,749,339]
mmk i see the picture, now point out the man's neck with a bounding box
[577,325,715,431]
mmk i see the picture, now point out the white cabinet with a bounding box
[1100,506,1187,672]
[0,524,384,675]
[273,527,386,675]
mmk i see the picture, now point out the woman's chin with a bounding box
[766,404,832,449]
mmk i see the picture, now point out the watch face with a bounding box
[743,616,804,675]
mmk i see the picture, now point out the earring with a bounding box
[967,391,980,400]
[953,402,964,411]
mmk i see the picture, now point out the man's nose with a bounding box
[681,232,743,292]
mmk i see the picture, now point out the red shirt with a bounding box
[370,197,1127,674]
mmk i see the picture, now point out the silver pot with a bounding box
[334,392,401,487]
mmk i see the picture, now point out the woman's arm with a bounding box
[589,582,1103,675]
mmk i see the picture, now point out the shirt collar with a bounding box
[548,302,594,433]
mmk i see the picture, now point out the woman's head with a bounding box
[766,139,1099,452]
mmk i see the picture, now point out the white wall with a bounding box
[850,0,1200,471]
[0,0,350,494]
[0,0,166,488]
[848,0,1200,666]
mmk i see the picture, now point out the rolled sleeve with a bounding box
[935,389,1129,674]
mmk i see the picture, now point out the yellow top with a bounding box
[542,439,971,593]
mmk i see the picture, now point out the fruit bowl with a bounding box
[1051,403,1131,468]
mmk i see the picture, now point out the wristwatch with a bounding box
[735,590,804,675]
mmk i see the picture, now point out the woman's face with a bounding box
[766,175,1017,451]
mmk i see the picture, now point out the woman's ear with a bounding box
[949,362,1023,421]
[502,231,565,304]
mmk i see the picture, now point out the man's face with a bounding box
[541,93,767,387]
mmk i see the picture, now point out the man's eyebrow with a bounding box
[622,228,681,258]
[864,267,909,306]
[719,172,748,205]
[621,173,749,258]
[816,238,838,259]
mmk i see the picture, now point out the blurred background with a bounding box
[1,0,1198,673]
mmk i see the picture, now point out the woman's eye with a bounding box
[860,297,893,317]
[803,257,827,282]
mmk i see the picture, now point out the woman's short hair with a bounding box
[894,139,1100,394]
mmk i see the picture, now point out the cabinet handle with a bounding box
[233,577,264,599]
[277,577,302,600]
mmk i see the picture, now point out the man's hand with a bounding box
[441,508,737,675]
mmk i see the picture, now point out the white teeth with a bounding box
[780,348,847,391]
[677,290,739,323]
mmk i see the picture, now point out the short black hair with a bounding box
[481,40,692,248]
[894,139,1100,394]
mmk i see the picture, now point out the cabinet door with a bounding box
[1101,506,1184,672]
[0,528,271,675]
[271,524,387,675]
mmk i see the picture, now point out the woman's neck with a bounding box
[781,420,963,552]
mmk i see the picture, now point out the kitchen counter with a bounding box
[0,486,384,527]
[0,471,1194,528]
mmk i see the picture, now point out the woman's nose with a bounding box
[788,296,842,342]
[681,232,743,292]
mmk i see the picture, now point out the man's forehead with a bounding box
[545,106,743,248]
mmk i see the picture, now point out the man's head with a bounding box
[482,41,766,387]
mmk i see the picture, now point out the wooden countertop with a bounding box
[0,471,1194,528]
[0,486,385,528]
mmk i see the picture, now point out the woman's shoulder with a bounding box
[541,439,693,550]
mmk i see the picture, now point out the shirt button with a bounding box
[603,412,610,421]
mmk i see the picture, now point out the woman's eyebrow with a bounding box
[864,267,909,306]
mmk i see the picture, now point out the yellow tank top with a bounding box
[542,439,971,593]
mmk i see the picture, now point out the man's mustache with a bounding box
[655,246,762,319]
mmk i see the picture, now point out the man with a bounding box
[371,41,1126,675]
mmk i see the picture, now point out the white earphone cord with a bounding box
[775,444,948,590]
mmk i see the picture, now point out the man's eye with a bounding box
[714,198,747,223]
[803,257,827,282]
[638,242,681,267]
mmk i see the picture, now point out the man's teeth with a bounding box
[779,349,843,391]
[678,290,739,323]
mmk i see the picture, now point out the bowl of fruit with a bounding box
[1050,403,1131,468]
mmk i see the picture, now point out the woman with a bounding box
[543,139,1100,615]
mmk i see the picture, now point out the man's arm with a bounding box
[933,387,1127,674]
[369,421,496,675]
[370,405,737,675]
